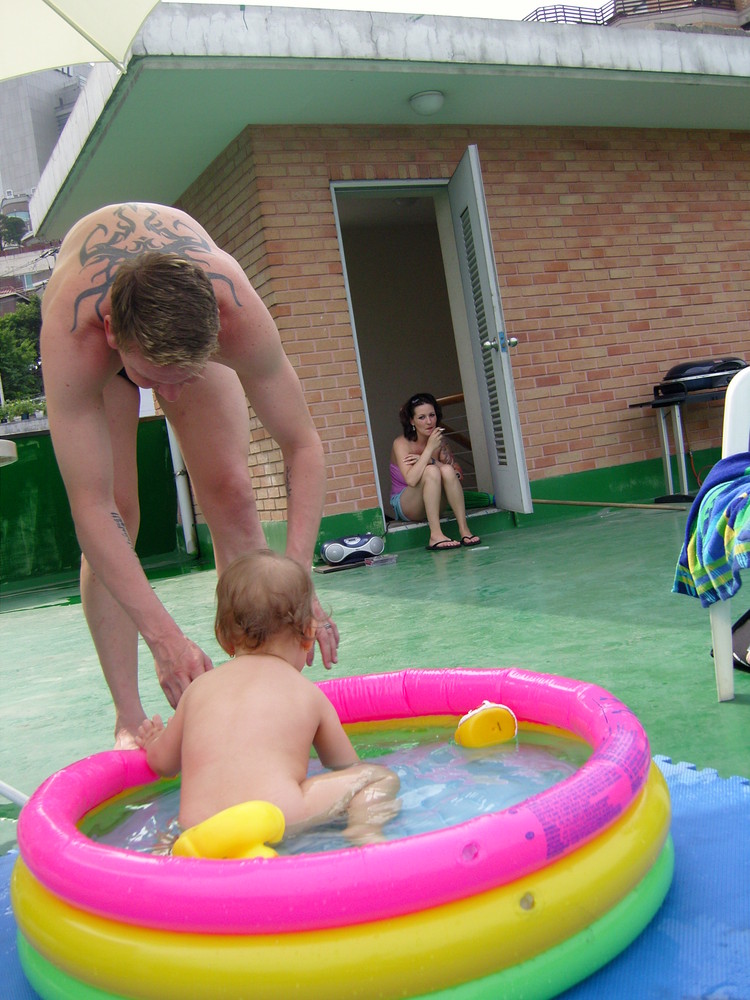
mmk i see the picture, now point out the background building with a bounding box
[0,65,91,204]
[525,0,750,30]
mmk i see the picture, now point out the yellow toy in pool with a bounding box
[455,701,518,748]
[172,801,285,859]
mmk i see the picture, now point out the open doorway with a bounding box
[333,146,532,524]
[334,188,475,520]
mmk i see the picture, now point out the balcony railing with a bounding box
[523,0,738,26]
[435,392,478,491]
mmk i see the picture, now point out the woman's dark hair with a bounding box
[399,392,442,441]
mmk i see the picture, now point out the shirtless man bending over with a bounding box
[41,202,338,748]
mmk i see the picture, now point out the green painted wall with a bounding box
[2,430,716,594]
[0,419,181,594]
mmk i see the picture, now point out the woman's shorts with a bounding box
[390,491,410,522]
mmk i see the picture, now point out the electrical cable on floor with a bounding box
[682,422,703,489]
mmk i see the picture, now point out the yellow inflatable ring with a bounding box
[17,843,674,1000]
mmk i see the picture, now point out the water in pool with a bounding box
[83,726,591,856]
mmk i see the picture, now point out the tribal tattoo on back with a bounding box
[71,204,241,330]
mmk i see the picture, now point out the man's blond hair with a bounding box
[215,550,315,655]
[109,252,219,369]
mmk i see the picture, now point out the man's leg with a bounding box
[159,363,265,575]
[80,375,143,747]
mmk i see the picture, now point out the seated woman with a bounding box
[390,392,481,550]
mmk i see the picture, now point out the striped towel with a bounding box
[673,453,750,607]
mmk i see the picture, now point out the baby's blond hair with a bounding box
[215,549,314,655]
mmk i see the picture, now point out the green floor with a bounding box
[319,507,749,781]
[1,506,748,827]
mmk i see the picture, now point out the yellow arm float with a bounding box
[172,801,285,860]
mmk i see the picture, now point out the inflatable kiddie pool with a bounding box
[11,668,673,1000]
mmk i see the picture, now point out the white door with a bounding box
[448,145,532,514]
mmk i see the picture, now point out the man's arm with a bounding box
[216,264,338,665]
[41,311,212,704]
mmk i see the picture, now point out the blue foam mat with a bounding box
[2,756,748,1000]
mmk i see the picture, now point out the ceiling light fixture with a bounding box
[408,90,445,116]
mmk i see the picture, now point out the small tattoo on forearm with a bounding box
[111,511,133,547]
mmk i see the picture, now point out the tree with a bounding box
[0,214,28,250]
[0,295,43,400]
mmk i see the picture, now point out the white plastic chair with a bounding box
[708,365,750,701]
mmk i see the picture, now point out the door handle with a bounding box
[483,336,518,351]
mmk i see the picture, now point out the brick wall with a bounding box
[179,124,750,518]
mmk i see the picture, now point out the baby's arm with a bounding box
[135,711,183,777]
[136,715,165,749]
[312,693,360,771]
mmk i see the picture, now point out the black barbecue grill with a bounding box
[653,357,747,401]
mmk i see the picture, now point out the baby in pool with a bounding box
[136,549,399,845]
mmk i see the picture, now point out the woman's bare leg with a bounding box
[439,464,479,542]
[400,465,459,548]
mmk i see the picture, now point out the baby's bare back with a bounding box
[176,657,323,829]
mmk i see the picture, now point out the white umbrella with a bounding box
[0,0,159,81]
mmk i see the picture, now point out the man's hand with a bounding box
[308,593,339,670]
[151,635,213,708]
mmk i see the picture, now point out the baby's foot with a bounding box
[343,824,388,846]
